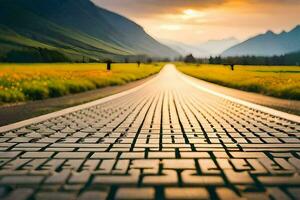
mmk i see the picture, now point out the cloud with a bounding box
[92,0,225,17]
[248,0,300,3]
[92,0,300,22]
[160,24,182,31]
[92,0,300,16]
[91,0,300,43]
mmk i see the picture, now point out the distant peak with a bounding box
[280,30,287,35]
[206,37,238,43]
[265,30,275,35]
[291,24,300,32]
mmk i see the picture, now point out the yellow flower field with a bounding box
[0,63,163,103]
[177,63,300,100]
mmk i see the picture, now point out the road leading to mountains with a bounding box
[0,65,300,200]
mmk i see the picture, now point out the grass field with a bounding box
[0,63,162,103]
[177,63,300,100]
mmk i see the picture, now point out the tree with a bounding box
[105,59,113,71]
[146,58,153,64]
[215,56,222,64]
[4,48,70,63]
[208,56,214,64]
[184,54,196,63]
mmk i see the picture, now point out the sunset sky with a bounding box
[92,0,300,44]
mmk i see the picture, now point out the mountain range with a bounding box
[0,0,178,61]
[163,26,300,58]
[223,25,300,57]
[161,38,239,57]
[160,39,208,57]
[0,0,299,61]
[198,38,240,56]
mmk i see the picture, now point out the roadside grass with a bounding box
[0,63,163,103]
[176,63,300,100]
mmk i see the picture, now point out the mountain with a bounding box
[223,25,300,57]
[161,38,239,58]
[0,0,178,61]
[197,37,239,56]
[160,39,209,57]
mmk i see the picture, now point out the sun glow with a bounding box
[182,9,205,19]
[183,9,197,16]
[94,0,300,43]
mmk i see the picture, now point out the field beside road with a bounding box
[0,63,162,103]
[177,63,300,100]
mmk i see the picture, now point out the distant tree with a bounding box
[4,48,70,63]
[215,56,222,64]
[225,57,236,66]
[208,56,214,64]
[176,56,184,62]
[105,59,113,71]
[202,51,300,66]
[163,58,170,62]
[184,54,196,63]
[146,58,153,64]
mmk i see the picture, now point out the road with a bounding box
[0,64,300,200]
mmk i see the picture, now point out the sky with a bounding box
[92,0,300,44]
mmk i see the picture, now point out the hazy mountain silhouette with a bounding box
[223,25,300,56]
[161,38,239,58]
[197,37,239,56]
[160,39,209,57]
[0,0,178,61]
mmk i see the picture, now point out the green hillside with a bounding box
[0,0,178,62]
